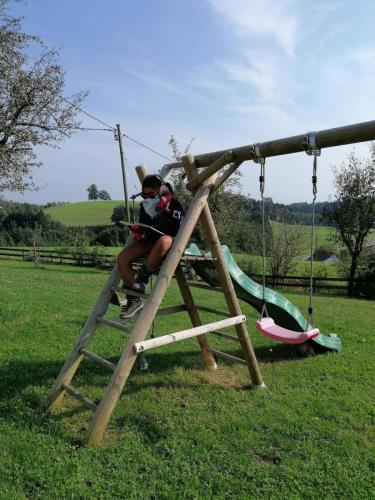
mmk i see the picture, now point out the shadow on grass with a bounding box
[0,342,307,445]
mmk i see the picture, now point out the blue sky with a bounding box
[5,0,375,204]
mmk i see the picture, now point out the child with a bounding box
[116,174,184,319]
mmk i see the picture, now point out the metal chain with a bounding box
[304,132,320,330]
[259,159,269,318]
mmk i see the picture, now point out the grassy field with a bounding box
[44,200,127,226]
[0,259,374,498]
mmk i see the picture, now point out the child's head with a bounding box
[141,175,162,198]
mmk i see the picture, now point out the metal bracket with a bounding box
[303,131,321,156]
[250,143,265,164]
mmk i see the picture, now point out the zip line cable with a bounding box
[62,97,173,162]
[122,133,173,162]
[61,97,115,130]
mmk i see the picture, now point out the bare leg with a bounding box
[117,241,148,285]
[146,235,174,269]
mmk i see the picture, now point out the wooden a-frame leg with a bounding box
[85,180,215,446]
[46,265,121,412]
[183,155,265,388]
[175,264,217,371]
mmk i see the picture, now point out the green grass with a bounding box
[1,260,374,498]
[45,200,127,226]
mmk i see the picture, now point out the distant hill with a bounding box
[44,200,131,226]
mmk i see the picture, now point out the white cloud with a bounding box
[210,0,299,56]
[347,47,375,66]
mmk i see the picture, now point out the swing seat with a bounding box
[255,317,320,345]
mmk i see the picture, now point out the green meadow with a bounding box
[0,259,374,498]
[44,200,127,226]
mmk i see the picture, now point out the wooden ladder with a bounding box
[46,154,265,446]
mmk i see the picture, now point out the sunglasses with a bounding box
[141,188,160,199]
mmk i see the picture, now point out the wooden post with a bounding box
[212,162,242,194]
[116,124,130,222]
[183,155,265,388]
[85,175,216,446]
[175,265,217,370]
[186,151,233,191]
[135,164,148,184]
[46,265,122,412]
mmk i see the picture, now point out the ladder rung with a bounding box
[210,348,247,365]
[62,383,98,411]
[180,255,215,262]
[133,315,246,353]
[96,316,131,333]
[80,349,116,371]
[186,281,223,292]
[210,330,240,342]
[195,305,231,317]
[156,304,187,316]
[110,286,150,300]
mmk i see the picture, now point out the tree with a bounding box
[325,144,375,296]
[98,189,111,200]
[267,208,304,280]
[166,135,257,250]
[0,1,86,191]
[87,184,99,200]
[111,204,138,225]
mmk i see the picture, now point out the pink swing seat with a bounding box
[255,317,320,345]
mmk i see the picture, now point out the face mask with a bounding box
[143,195,160,218]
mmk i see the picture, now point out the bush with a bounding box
[355,249,375,299]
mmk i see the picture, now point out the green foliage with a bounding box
[87,184,99,200]
[0,1,86,191]
[355,248,375,298]
[325,145,375,295]
[98,189,111,200]
[0,260,374,497]
[0,203,68,245]
[111,204,139,225]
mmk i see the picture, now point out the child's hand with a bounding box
[129,224,146,241]
[156,186,172,213]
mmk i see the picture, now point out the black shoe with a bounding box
[120,298,143,319]
[110,291,121,306]
[132,282,146,294]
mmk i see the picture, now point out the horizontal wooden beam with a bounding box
[62,383,97,411]
[133,315,246,353]
[156,304,187,316]
[186,281,223,293]
[209,349,246,365]
[210,330,240,343]
[110,286,150,300]
[163,119,375,168]
[96,316,131,333]
[80,349,116,371]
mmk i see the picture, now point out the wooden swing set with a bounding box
[46,119,375,445]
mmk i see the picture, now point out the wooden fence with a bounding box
[0,246,356,295]
[0,247,115,268]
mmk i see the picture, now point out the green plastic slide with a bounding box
[184,244,342,352]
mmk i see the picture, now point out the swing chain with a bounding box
[303,132,320,330]
[254,153,268,319]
